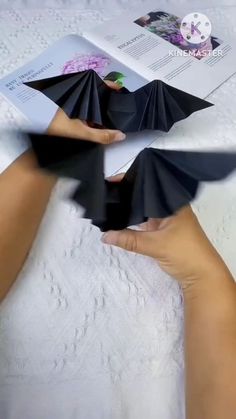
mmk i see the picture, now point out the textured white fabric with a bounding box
[0,4,236,419]
[0,0,235,9]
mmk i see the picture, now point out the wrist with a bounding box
[182,264,235,302]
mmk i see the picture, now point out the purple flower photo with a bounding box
[62,54,111,76]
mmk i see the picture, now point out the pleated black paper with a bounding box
[93,148,236,231]
[25,69,213,133]
[29,132,105,221]
[28,133,236,231]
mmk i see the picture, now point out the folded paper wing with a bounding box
[28,132,105,221]
[25,69,213,133]
[92,148,236,231]
[106,80,213,132]
[27,133,236,232]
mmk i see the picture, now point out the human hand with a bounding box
[102,204,231,291]
[47,81,126,144]
[47,108,126,144]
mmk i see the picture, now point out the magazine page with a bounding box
[0,34,148,131]
[85,5,236,98]
[0,34,155,176]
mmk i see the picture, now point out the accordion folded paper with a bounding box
[25,69,213,133]
[29,132,236,231]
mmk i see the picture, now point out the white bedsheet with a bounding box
[0,3,236,419]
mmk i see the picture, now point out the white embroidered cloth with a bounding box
[0,3,236,419]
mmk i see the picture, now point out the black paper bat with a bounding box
[25,69,213,133]
[28,132,236,231]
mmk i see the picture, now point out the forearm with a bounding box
[184,268,236,419]
[0,151,56,302]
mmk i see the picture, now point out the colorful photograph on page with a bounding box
[134,10,223,60]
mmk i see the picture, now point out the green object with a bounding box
[104,71,125,87]
[148,26,157,33]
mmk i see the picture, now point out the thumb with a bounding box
[102,229,157,257]
[85,126,126,144]
[104,80,122,91]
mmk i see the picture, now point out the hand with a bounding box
[47,81,126,144]
[102,205,231,291]
[47,108,126,144]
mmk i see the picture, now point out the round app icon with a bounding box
[180,12,212,45]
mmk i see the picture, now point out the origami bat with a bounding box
[28,132,236,231]
[25,69,213,133]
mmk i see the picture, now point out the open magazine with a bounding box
[0,5,235,176]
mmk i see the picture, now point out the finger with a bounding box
[146,218,163,231]
[47,110,87,139]
[83,126,126,144]
[176,205,194,218]
[47,109,126,144]
[104,80,122,91]
[106,173,125,182]
[139,222,149,231]
[47,108,69,136]
[139,218,163,232]
[101,228,160,258]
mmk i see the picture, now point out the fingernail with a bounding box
[101,231,115,245]
[114,132,126,142]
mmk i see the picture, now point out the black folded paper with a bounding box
[25,69,213,133]
[29,132,105,221]
[29,132,236,232]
